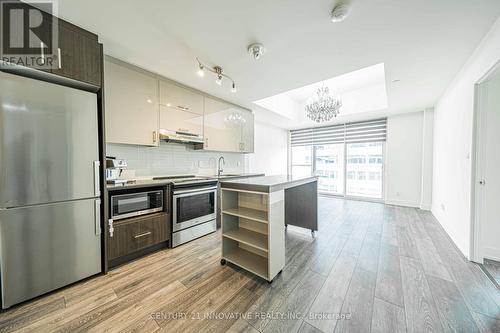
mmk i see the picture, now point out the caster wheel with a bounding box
[220,259,226,265]
[267,279,273,284]
[278,270,283,275]
[311,230,316,237]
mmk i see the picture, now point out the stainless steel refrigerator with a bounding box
[0,71,102,309]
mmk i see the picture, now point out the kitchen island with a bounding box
[219,175,318,282]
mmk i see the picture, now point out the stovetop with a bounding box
[152,175,217,187]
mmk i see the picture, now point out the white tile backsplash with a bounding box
[106,142,247,177]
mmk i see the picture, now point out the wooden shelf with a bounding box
[222,207,268,223]
[223,228,268,252]
[223,247,268,280]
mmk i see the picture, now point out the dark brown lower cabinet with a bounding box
[108,212,170,263]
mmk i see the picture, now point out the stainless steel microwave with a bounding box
[110,189,163,220]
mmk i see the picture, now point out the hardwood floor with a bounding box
[483,259,500,287]
[1,197,499,333]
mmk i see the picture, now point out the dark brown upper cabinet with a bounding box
[51,19,101,87]
[0,0,101,88]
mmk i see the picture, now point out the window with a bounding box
[369,155,383,164]
[314,144,344,195]
[291,146,312,177]
[346,142,383,198]
[347,156,366,164]
[290,119,386,200]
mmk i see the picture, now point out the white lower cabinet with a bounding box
[220,188,285,282]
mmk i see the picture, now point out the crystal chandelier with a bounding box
[305,86,342,123]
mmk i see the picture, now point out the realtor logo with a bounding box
[0,0,58,69]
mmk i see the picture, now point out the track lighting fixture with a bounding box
[197,63,205,77]
[196,58,237,93]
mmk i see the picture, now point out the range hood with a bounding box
[158,129,204,144]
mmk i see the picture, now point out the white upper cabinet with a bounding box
[103,58,253,152]
[104,57,159,146]
[158,80,204,135]
[240,111,255,153]
[203,97,254,153]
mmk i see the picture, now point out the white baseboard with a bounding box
[419,203,432,211]
[385,199,420,208]
[431,210,470,259]
[483,247,500,262]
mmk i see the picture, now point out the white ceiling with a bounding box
[254,63,388,128]
[57,0,500,128]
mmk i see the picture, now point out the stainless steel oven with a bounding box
[172,184,217,247]
[111,189,163,220]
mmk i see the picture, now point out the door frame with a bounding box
[470,60,500,263]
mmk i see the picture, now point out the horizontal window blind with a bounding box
[345,118,387,143]
[290,118,386,147]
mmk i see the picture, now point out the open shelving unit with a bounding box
[221,188,285,282]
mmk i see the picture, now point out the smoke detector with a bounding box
[331,2,351,22]
[248,43,266,60]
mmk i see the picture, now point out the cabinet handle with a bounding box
[108,219,114,238]
[94,199,101,236]
[40,42,45,64]
[177,105,189,111]
[153,131,157,143]
[57,48,62,69]
[93,161,101,197]
[205,138,208,148]
[134,231,152,239]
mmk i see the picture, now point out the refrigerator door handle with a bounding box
[93,161,101,197]
[94,199,101,236]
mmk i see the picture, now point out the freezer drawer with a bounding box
[0,71,100,208]
[0,199,102,309]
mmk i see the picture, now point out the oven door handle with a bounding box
[173,186,218,196]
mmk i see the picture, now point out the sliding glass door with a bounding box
[291,146,313,177]
[345,142,384,199]
[289,119,386,200]
[314,144,344,195]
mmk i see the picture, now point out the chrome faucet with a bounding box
[217,156,225,178]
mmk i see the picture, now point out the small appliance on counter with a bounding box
[106,157,128,184]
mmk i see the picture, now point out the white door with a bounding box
[474,68,500,263]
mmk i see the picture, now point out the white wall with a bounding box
[247,121,288,175]
[432,17,500,258]
[420,109,434,210]
[385,112,425,207]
